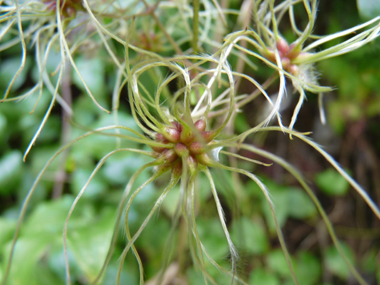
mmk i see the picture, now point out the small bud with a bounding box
[171,121,183,132]
[289,64,299,76]
[156,149,178,165]
[180,127,194,144]
[150,144,168,153]
[189,141,204,155]
[197,153,215,167]
[163,127,181,143]
[151,133,169,153]
[194,119,206,132]
[281,57,291,70]
[276,38,289,56]
[286,42,302,60]
[201,131,215,143]
[174,143,189,157]
[265,49,276,63]
[155,133,165,141]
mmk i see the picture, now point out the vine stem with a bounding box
[193,0,200,54]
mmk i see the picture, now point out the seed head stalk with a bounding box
[192,0,200,54]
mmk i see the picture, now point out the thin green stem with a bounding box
[117,167,177,285]
[193,0,200,53]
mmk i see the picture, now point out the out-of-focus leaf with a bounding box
[34,263,62,285]
[231,217,269,254]
[287,188,317,219]
[71,167,107,198]
[160,185,180,217]
[234,112,251,134]
[93,111,140,134]
[0,218,16,252]
[357,0,380,20]
[29,144,61,178]
[102,152,148,185]
[31,50,62,85]
[134,218,171,278]
[266,249,295,278]
[197,217,229,260]
[0,151,23,194]
[0,112,6,139]
[3,237,50,285]
[295,251,321,285]
[190,86,205,105]
[328,101,362,134]
[22,196,74,236]
[362,249,378,273]
[367,98,380,117]
[187,267,206,285]
[20,114,60,145]
[0,56,31,92]
[17,171,48,210]
[261,188,288,232]
[72,57,106,100]
[323,243,355,280]
[187,258,232,285]
[249,267,280,285]
[68,207,116,280]
[103,263,138,285]
[315,168,350,196]
[48,247,79,282]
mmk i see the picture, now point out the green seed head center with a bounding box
[151,119,214,173]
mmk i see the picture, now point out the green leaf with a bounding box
[34,263,62,285]
[20,113,60,144]
[323,243,355,280]
[0,56,31,92]
[362,249,378,273]
[187,267,207,285]
[103,263,138,285]
[295,251,321,285]
[0,150,23,195]
[267,249,295,278]
[286,188,317,219]
[71,167,107,198]
[197,217,230,260]
[0,112,6,139]
[357,0,380,20]
[22,196,74,236]
[231,217,269,254]
[102,152,150,185]
[261,188,288,232]
[0,218,16,253]
[234,113,251,134]
[68,207,116,280]
[315,168,350,196]
[72,57,106,100]
[30,145,62,177]
[160,185,180,216]
[3,237,51,285]
[249,267,280,285]
[134,218,171,278]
